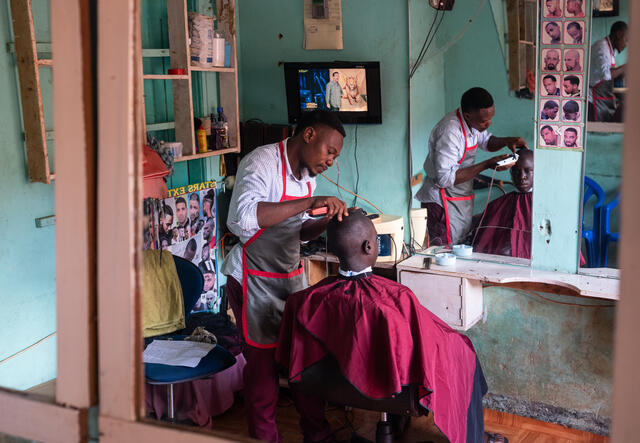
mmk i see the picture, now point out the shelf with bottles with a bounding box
[174,146,239,162]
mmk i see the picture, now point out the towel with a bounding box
[143,250,185,337]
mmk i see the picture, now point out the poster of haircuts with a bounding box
[143,180,221,314]
[537,0,591,151]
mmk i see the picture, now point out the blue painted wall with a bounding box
[0,1,57,390]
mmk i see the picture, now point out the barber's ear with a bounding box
[303,126,315,143]
[362,240,373,255]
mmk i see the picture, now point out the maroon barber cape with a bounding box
[277,274,479,443]
[473,191,532,259]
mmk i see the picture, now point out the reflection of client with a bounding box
[564,128,578,148]
[471,149,533,259]
[325,72,342,111]
[541,125,557,146]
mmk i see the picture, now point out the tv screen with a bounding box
[284,61,382,125]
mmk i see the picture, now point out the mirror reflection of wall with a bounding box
[581,0,628,270]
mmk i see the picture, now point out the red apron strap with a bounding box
[440,188,453,245]
[456,110,479,165]
[279,140,313,201]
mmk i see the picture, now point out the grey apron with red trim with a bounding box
[439,111,478,245]
[241,141,311,348]
[590,37,617,122]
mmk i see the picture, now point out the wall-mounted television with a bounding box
[284,61,382,125]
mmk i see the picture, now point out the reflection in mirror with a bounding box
[581,0,628,270]
[0,0,57,396]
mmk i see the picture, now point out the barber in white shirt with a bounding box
[589,21,628,122]
[222,110,347,443]
[415,87,528,246]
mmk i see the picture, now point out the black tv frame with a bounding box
[284,61,382,125]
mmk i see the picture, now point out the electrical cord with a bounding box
[320,172,384,214]
[471,167,498,247]
[0,332,57,366]
[409,9,441,79]
[410,9,445,79]
[352,124,360,207]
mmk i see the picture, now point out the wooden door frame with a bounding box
[0,0,95,441]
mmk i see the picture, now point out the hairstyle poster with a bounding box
[537,0,590,151]
[143,180,221,314]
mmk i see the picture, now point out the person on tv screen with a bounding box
[325,71,342,112]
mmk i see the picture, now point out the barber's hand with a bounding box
[486,154,512,171]
[310,196,349,222]
[506,137,528,153]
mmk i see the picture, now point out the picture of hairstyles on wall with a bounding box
[562,74,583,97]
[561,126,582,149]
[564,21,584,45]
[543,0,563,18]
[540,124,560,147]
[562,100,582,122]
[542,48,561,72]
[541,74,561,96]
[540,99,560,121]
[565,0,585,17]
[563,48,584,73]
[542,21,562,45]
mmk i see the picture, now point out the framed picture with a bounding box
[564,21,585,45]
[542,21,563,45]
[593,0,619,17]
[539,124,561,147]
[563,48,584,73]
[560,125,582,149]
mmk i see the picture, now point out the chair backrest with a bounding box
[603,192,621,234]
[172,255,204,323]
[582,176,605,231]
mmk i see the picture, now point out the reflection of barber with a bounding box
[325,72,342,111]
[589,21,628,122]
[415,87,528,246]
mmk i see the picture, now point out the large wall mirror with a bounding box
[581,0,628,271]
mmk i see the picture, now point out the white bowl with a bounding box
[435,253,456,266]
[452,244,473,257]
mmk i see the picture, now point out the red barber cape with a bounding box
[277,274,479,443]
[473,191,532,259]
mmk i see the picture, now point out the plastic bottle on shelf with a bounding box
[215,107,230,149]
[197,125,208,153]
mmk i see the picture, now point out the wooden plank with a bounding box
[100,416,246,443]
[0,388,86,443]
[146,121,175,131]
[37,58,53,66]
[173,145,240,162]
[52,0,97,409]
[190,66,235,73]
[143,74,188,80]
[167,0,195,155]
[506,0,520,91]
[97,0,141,421]
[587,122,625,133]
[142,48,170,57]
[612,0,640,438]
[218,0,240,149]
[9,0,50,183]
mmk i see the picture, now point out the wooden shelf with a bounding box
[190,66,235,73]
[174,146,240,162]
[142,74,188,80]
[587,122,624,133]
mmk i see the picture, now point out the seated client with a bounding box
[471,149,533,259]
[277,209,488,443]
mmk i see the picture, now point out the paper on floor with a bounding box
[143,340,215,368]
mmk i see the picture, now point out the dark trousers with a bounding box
[421,202,447,246]
[226,277,330,443]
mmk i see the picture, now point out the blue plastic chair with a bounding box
[145,255,236,420]
[600,193,620,267]
[582,177,605,267]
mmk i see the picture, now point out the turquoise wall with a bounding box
[0,1,57,390]
[238,0,418,223]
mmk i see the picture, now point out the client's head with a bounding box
[327,208,378,271]
[510,149,534,193]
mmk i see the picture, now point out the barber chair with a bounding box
[582,176,605,267]
[144,255,236,421]
[293,356,428,443]
[600,192,620,267]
